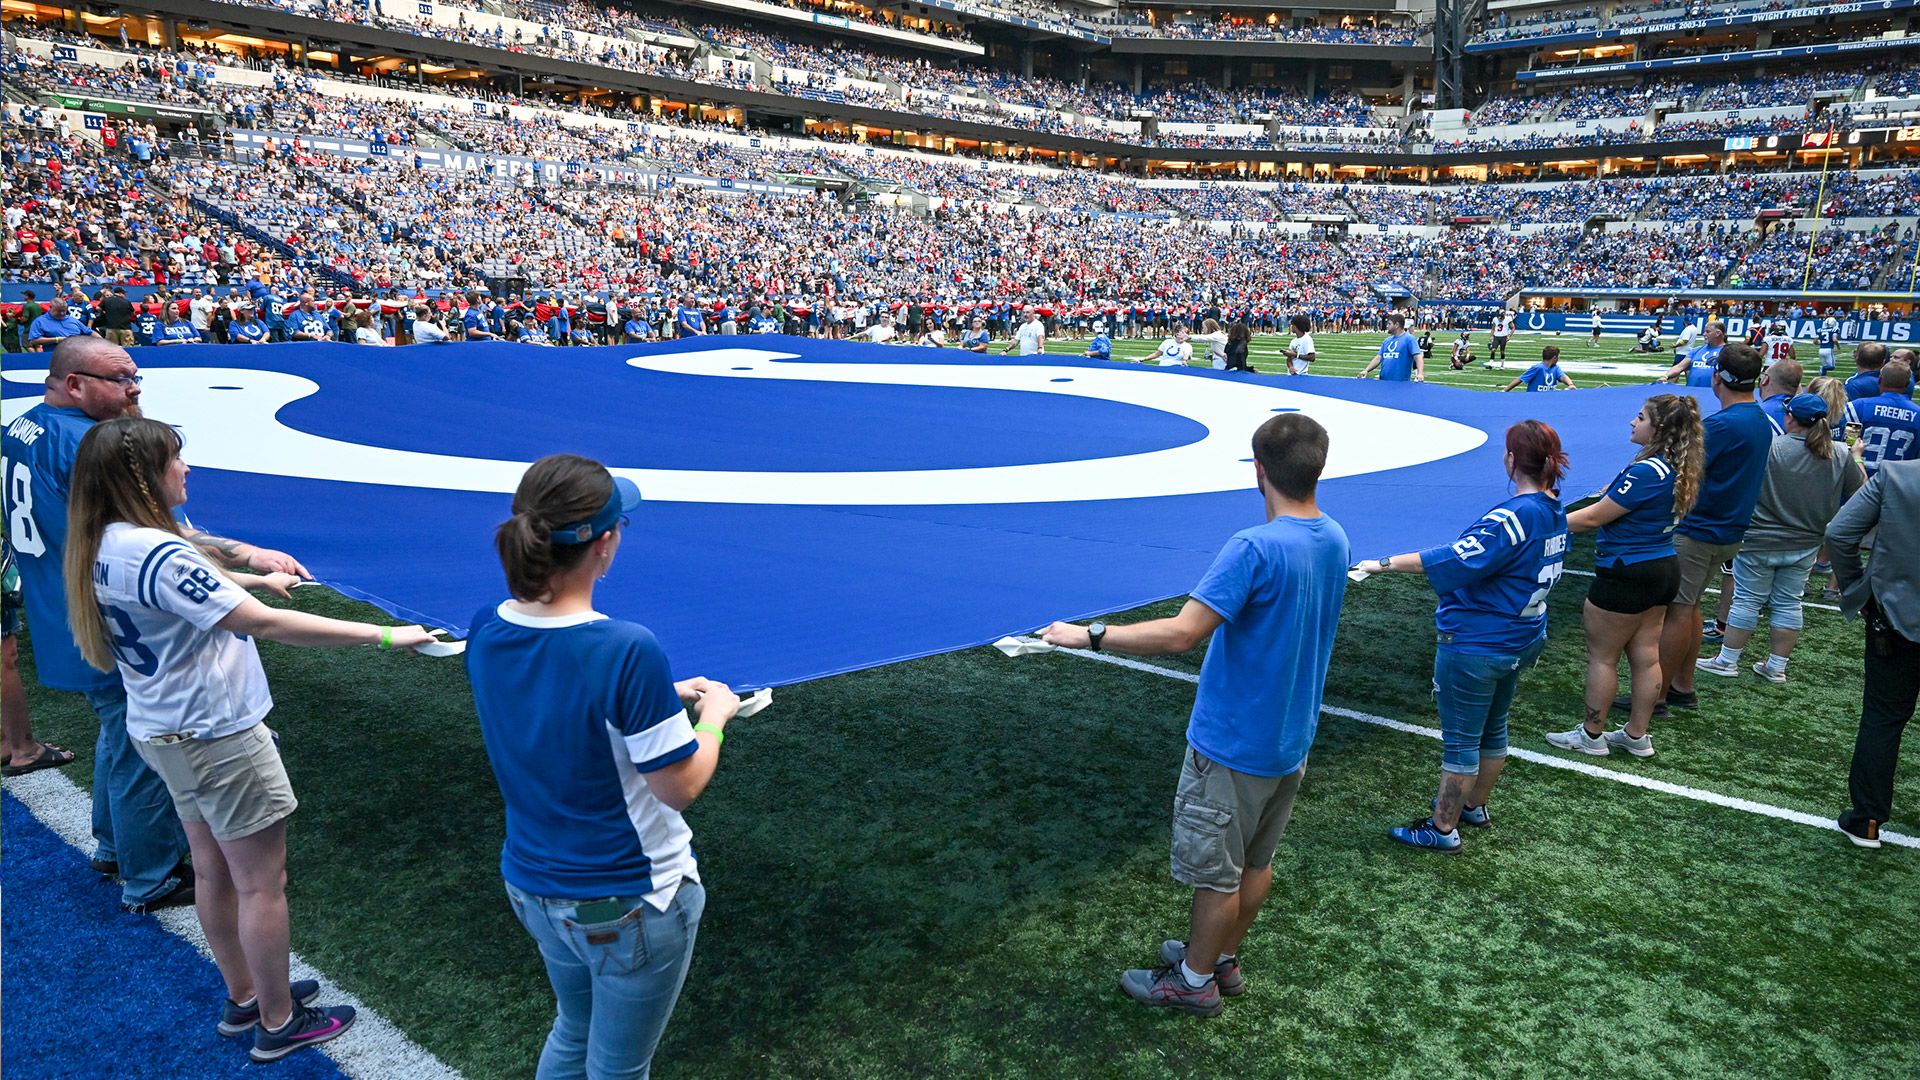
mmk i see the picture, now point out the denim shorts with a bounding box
[1433,637,1545,775]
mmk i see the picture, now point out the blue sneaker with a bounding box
[219,980,323,1036]
[1432,797,1491,828]
[1389,817,1462,854]
[1701,620,1726,644]
[250,1002,355,1063]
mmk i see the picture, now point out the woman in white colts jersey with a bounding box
[65,417,434,1065]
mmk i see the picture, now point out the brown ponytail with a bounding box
[495,454,615,603]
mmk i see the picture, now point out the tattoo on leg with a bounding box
[1584,706,1603,735]
[1434,773,1473,830]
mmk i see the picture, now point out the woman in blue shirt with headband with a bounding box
[1356,421,1571,853]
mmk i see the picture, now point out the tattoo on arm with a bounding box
[185,531,246,567]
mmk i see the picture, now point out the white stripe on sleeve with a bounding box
[620,709,695,767]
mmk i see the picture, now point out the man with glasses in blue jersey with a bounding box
[2,336,309,912]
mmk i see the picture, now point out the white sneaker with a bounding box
[1606,727,1656,758]
[1545,725,1610,756]
[1751,662,1787,685]
[1695,656,1741,678]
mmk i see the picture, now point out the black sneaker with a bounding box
[122,873,194,915]
[1611,694,1669,718]
[250,1002,356,1063]
[1839,817,1882,850]
[89,856,120,879]
[1665,689,1699,710]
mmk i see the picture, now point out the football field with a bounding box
[11,332,1916,1080]
[1040,329,1683,389]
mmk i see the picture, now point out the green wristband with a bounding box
[694,721,725,747]
[378,626,392,650]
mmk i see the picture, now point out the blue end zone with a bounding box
[0,793,348,1080]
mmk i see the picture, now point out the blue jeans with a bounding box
[1729,547,1818,633]
[85,684,188,904]
[506,879,705,1080]
[1433,638,1545,775]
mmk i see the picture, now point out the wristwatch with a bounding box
[1376,555,1394,571]
[1087,621,1107,652]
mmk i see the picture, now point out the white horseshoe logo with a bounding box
[3,349,1487,506]
[1526,312,1547,331]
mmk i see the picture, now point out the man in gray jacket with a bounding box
[1827,458,1920,848]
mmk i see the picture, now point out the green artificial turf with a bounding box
[14,333,1917,1079]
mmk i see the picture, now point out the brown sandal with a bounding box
[2,743,77,776]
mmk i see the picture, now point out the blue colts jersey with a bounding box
[1847,393,1920,475]
[1418,492,1569,655]
[1595,457,1678,567]
[2,404,118,691]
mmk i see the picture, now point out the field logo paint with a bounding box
[3,349,1487,506]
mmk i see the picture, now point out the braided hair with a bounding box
[1638,394,1705,517]
[64,417,187,672]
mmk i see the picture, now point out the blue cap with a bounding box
[550,476,642,545]
[1786,393,1829,424]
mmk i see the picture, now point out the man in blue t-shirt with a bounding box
[2,336,308,910]
[1357,314,1424,382]
[1642,343,1772,712]
[673,298,706,339]
[623,310,652,342]
[1844,342,1888,402]
[1501,345,1576,392]
[24,298,95,351]
[462,294,497,340]
[1660,321,1726,387]
[1040,414,1349,1017]
[1847,360,1919,477]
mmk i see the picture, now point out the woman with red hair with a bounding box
[1356,421,1572,853]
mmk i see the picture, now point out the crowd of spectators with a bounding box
[9,27,1917,307]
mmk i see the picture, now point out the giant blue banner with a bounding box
[1,338,1692,689]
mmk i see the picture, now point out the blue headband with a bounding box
[549,476,643,545]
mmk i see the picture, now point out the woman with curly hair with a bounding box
[1548,394,1704,759]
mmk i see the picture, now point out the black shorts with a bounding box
[1588,557,1680,615]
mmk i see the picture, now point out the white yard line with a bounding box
[2,769,469,1080]
[1049,645,1916,851]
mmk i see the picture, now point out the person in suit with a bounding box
[1827,458,1920,848]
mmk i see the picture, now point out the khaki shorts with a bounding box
[101,328,136,346]
[1672,535,1742,608]
[1170,748,1305,893]
[133,723,297,841]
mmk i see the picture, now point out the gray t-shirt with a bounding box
[1741,434,1865,552]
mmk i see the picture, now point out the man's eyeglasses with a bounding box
[74,372,143,388]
